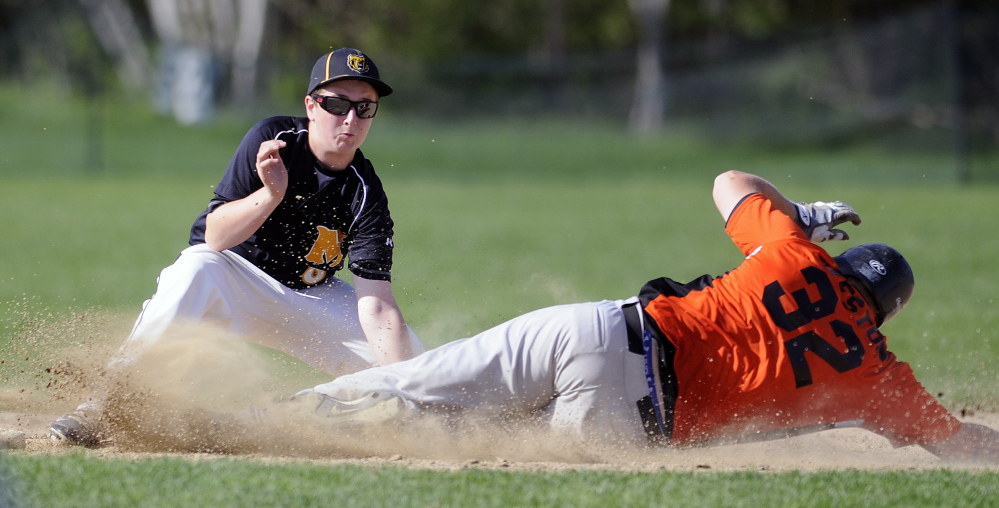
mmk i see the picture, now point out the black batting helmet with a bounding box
[834,243,914,327]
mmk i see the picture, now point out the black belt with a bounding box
[623,301,645,356]
[623,302,677,446]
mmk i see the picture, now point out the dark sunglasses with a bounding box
[311,94,379,119]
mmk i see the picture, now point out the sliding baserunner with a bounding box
[285,170,997,463]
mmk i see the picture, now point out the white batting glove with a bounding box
[794,201,861,242]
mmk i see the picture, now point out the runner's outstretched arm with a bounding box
[922,423,999,464]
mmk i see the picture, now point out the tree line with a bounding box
[1,0,994,147]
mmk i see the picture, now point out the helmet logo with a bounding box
[347,55,368,73]
[869,259,887,276]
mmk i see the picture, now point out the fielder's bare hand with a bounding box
[256,140,289,198]
[794,201,862,242]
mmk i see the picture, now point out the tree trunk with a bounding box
[230,0,269,103]
[78,0,153,92]
[541,0,570,110]
[628,0,669,134]
[146,0,266,123]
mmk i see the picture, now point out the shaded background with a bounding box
[1,0,996,181]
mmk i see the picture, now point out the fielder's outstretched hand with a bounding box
[794,201,861,242]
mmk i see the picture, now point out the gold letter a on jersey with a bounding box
[301,226,345,285]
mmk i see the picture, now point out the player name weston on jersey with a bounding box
[189,116,396,290]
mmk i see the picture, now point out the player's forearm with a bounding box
[204,187,284,251]
[357,296,414,365]
[922,423,999,464]
[365,325,413,366]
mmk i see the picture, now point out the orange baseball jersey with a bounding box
[639,193,961,447]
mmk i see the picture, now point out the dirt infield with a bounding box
[3,409,998,473]
[2,319,997,473]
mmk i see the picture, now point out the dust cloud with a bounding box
[2,309,998,472]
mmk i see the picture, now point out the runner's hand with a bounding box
[794,201,861,242]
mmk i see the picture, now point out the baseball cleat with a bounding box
[49,409,105,448]
[288,390,407,427]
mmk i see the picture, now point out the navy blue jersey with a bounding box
[190,116,395,289]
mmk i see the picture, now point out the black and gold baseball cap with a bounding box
[306,48,393,97]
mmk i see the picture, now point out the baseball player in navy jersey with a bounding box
[50,48,425,447]
[278,171,998,463]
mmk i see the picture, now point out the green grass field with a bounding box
[2,85,999,505]
[3,454,998,507]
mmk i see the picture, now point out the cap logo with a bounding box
[869,259,887,276]
[347,54,368,73]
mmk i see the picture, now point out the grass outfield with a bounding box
[1,85,998,503]
[2,454,998,507]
